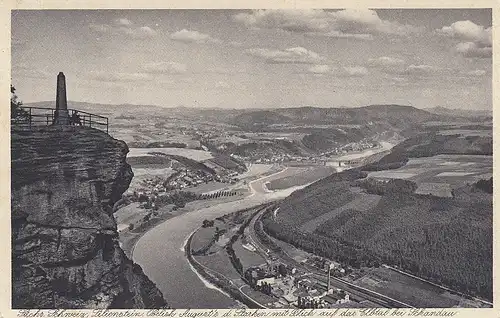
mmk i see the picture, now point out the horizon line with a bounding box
[22,100,493,112]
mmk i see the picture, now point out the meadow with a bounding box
[266,166,335,190]
[128,147,214,161]
[354,267,472,307]
[366,154,492,196]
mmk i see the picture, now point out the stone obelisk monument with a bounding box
[53,72,70,125]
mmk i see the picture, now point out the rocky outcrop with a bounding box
[11,126,167,309]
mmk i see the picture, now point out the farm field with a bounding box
[233,238,266,269]
[366,154,492,193]
[423,121,492,128]
[128,147,214,161]
[266,166,335,190]
[195,252,241,280]
[354,267,482,308]
[190,225,220,253]
[437,129,491,137]
[260,167,310,186]
[127,155,172,168]
[414,182,452,197]
[126,167,175,193]
[114,202,149,232]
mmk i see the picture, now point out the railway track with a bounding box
[247,208,414,308]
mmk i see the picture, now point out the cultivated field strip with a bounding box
[299,193,381,233]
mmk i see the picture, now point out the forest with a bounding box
[270,133,493,300]
[265,188,492,300]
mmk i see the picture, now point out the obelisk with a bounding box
[53,72,70,125]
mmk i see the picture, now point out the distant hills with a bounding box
[425,106,492,119]
[232,105,449,130]
[24,101,165,116]
[26,101,488,121]
[24,101,489,138]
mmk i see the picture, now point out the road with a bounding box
[132,143,396,308]
[246,208,414,308]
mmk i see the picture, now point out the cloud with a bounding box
[89,20,156,39]
[234,9,329,33]
[368,56,405,67]
[120,26,156,39]
[234,9,421,38]
[116,18,133,26]
[402,64,456,78]
[437,20,491,58]
[466,69,487,76]
[170,29,222,44]
[307,64,332,74]
[321,30,374,40]
[438,20,491,46]
[245,47,324,64]
[372,61,447,77]
[89,71,151,83]
[303,64,368,77]
[455,42,491,58]
[142,61,187,74]
[89,23,110,33]
[342,66,369,77]
[405,64,437,75]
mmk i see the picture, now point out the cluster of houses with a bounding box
[232,153,326,165]
[305,257,347,276]
[319,141,379,157]
[164,169,217,190]
[243,259,351,309]
[231,140,378,165]
[342,141,379,152]
[132,167,237,205]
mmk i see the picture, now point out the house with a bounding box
[256,276,275,287]
[297,279,317,293]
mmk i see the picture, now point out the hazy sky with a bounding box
[11,9,492,110]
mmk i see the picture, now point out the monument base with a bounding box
[53,110,70,125]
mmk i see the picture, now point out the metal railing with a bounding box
[11,106,109,133]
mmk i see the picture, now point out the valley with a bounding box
[26,101,491,309]
[10,8,494,312]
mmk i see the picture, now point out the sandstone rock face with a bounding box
[12,126,167,309]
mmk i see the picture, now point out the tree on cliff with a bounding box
[11,85,28,120]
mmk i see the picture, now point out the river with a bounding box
[132,142,395,308]
[132,171,307,308]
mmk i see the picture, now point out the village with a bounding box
[128,155,242,209]
[230,140,379,165]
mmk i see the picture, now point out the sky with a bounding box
[11,9,492,110]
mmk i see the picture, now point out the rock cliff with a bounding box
[11,126,167,309]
